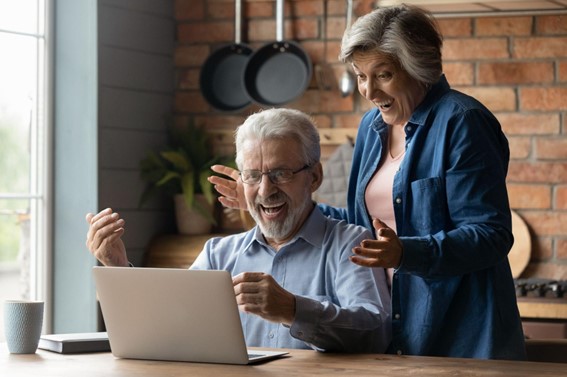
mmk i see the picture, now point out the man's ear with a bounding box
[310,162,323,192]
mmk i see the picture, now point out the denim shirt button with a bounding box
[394,313,400,320]
[397,350,403,355]
[395,197,402,204]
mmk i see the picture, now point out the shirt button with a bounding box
[394,313,400,320]
[268,331,275,339]
[397,350,403,355]
[406,126,412,132]
[395,197,402,204]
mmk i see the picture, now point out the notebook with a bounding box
[92,266,288,365]
[39,332,110,354]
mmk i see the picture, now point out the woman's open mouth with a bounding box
[376,98,393,110]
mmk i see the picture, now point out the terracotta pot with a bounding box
[174,194,214,235]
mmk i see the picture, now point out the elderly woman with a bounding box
[210,4,526,360]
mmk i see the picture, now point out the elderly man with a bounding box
[86,108,391,353]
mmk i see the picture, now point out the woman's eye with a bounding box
[377,72,392,80]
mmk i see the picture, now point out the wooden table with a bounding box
[1,345,566,377]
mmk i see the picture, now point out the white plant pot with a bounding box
[174,194,214,235]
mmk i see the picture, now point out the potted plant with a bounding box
[139,121,234,235]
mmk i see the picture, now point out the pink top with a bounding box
[365,147,405,286]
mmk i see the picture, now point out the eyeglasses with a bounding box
[239,165,312,185]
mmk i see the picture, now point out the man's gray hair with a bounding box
[235,108,320,170]
[339,4,443,86]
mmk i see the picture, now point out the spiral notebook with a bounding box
[92,267,288,365]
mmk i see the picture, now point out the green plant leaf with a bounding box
[161,150,190,172]
[157,171,181,187]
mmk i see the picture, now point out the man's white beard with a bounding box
[248,191,311,241]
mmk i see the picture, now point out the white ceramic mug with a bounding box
[4,300,44,354]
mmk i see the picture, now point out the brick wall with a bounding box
[173,0,567,279]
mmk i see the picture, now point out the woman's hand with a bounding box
[208,164,247,211]
[351,219,403,269]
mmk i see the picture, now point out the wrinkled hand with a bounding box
[208,164,247,211]
[85,208,129,267]
[350,218,403,269]
[232,272,296,326]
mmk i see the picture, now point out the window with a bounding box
[0,0,50,340]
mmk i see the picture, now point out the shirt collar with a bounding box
[409,74,450,126]
[248,204,326,251]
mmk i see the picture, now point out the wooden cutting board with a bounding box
[509,210,531,278]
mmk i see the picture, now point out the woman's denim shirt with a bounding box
[320,75,526,360]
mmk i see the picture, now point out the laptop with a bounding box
[93,266,288,364]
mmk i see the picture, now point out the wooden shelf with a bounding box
[517,298,567,320]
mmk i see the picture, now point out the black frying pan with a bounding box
[243,0,312,106]
[200,0,252,112]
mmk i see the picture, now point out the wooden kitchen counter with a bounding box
[1,345,566,377]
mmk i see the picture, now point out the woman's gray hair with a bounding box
[234,108,321,170]
[339,4,443,86]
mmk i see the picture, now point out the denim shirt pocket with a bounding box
[409,177,446,233]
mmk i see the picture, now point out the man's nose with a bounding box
[257,173,278,197]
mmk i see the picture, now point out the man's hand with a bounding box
[350,218,403,269]
[208,164,247,210]
[85,208,129,267]
[232,272,296,326]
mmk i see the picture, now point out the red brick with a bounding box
[176,68,200,90]
[496,113,560,136]
[556,185,567,210]
[455,87,516,112]
[174,45,210,67]
[520,87,567,111]
[536,15,567,35]
[437,18,472,37]
[312,114,332,128]
[559,61,567,83]
[557,239,567,260]
[443,62,474,85]
[527,237,553,262]
[520,211,567,236]
[175,0,204,21]
[478,62,554,85]
[206,2,233,20]
[178,22,233,44]
[175,91,209,113]
[327,16,347,39]
[443,38,509,61]
[333,114,363,129]
[475,16,532,36]
[508,162,567,184]
[513,37,567,58]
[507,183,551,209]
[291,0,320,17]
[507,136,531,159]
[536,137,567,160]
[245,1,273,18]
[195,115,247,130]
[523,260,567,279]
[291,89,355,114]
